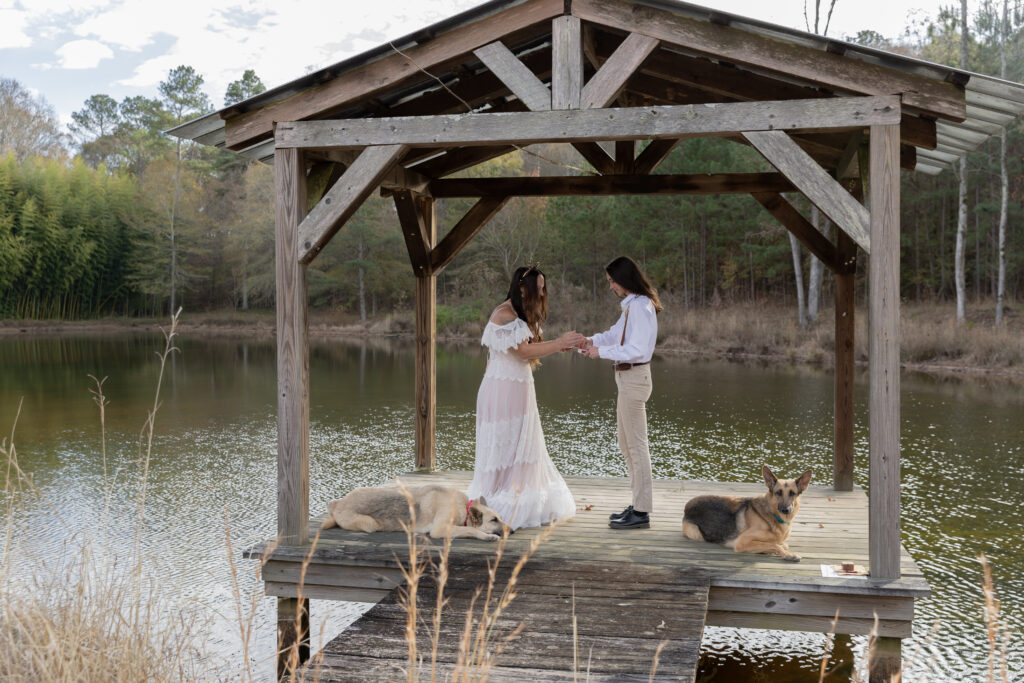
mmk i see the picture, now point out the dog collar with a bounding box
[466,499,474,522]
[773,512,788,524]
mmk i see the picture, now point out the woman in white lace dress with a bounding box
[467,265,584,530]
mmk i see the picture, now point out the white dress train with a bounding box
[467,318,576,530]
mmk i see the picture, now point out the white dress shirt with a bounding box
[590,293,657,363]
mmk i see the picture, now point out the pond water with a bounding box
[1,331,1021,680]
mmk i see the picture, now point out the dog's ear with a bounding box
[477,496,488,507]
[762,465,778,490]
[467,503,483,527]
[796,469,813,493]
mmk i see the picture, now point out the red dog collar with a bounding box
[466,499,474,523]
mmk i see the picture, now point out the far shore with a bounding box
[3,303,1022,382]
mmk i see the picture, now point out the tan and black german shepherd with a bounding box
[682,466,813,562]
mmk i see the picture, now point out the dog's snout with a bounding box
[778,505,792,514]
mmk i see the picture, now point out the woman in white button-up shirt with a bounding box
[583,257,663,530]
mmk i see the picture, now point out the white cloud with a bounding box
[0,8,32,49]
[56,39,113,69]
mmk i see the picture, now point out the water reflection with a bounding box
[0,333,1021,680]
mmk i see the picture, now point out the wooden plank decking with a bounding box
[247,471,930,680]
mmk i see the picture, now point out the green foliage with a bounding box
[224,69,266,107]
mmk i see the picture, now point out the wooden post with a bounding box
[869,635,902,682]
[415,196,437,470]
[833,229,856,491]
[868,123,901,581]
[274,146,310,675]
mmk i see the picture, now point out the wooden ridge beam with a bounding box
[743,130,871,253]
[428,172,796,197]
[572,0,965,122]
[224,0,564,149]
[580,32,660,109]
[297,144,407,264]
[751,192,839,271]
[275,96,901,150]
[430,196,510,274]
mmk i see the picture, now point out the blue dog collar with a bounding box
[773,512,788,524]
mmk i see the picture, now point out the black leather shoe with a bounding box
[609,509,649,529]
[609,505,633,521]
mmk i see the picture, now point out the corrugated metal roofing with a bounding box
[169,0,1024,175]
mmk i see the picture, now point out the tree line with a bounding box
[0,6,1022,325]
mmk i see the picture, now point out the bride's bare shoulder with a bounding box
[489,301,517,325]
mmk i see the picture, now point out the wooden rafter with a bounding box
[276,96,901,150]
[572,0,965,121]
[743,130,871,252]
[428,172,795,197]
[473,41,551,111]
[633,138,679,175]
[297,144,407,264]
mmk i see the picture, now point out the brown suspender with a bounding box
[619,306,629,345]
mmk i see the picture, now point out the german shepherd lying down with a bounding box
[320,484,508,541]
[682,466,812,562]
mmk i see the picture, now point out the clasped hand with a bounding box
[558,332,601,358]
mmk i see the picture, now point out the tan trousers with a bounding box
[614,364,653,513]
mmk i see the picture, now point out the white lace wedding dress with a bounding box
[467,317,576,530]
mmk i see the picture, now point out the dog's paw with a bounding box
[484,533,500,542]
[783,553,802,563]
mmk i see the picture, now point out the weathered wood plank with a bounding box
[224,0,564,149]
[473,41,551,111]
[297,144,407,264]
[580,32,660,109]
[751,192,839,270]
[429,172,795,197]
[706,586,913,620]
[706,610,911,638]
[551,15,582,110]
[868,124,902,581]
[275,96,901,150]
[266,582,391,603]
[263,561,403,589]
[430,196,510,274]
[571,0,966,122]
[744,130,871,253]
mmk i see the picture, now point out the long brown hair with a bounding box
[506,264,548,342]
[606,256,663,313]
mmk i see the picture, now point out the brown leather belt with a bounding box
[614,361,649,372]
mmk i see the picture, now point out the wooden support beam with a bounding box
[473,41,551,111]
[572,0,966,122]
[224,0,564,149]
[297,144,407,264]
[308,148,430,193]
[414,197,437,471]
[572,142,615,174]
[743,130,871,253]
[834,229,857,492]
[431,196,510,274]
[633,138,679,174]
[614,140,635,174]
[393,189,432,276]
[552,15,582,109]
[868,123,901,581]
[274,146,310,677]
[751,193,838,270]
[428,172,796,197]
[580,32,660,109]
[276,96,901,150]
[868,636,902,681]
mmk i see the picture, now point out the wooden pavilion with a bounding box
[171,0,1024,679]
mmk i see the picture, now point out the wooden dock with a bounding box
[247,471,930,680]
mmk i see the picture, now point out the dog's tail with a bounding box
[319,515,338,530]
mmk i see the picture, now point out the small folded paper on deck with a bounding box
[820,563,869,578]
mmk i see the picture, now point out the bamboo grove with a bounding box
[1,7,1023,323]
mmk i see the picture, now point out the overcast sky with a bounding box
[1,0,952,129]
